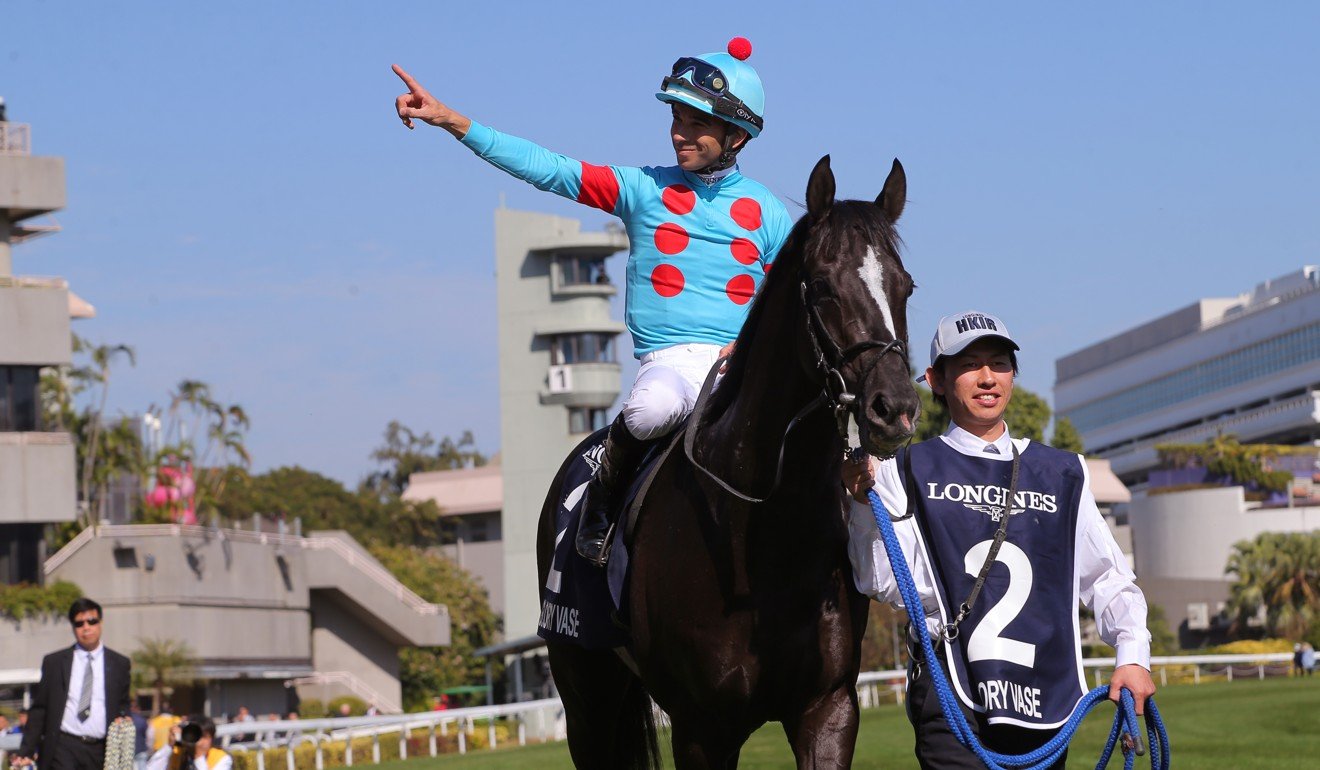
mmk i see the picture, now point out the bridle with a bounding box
[682,266,909,504]
[799,278,909,439]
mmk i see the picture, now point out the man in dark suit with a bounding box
[11,598,132,770]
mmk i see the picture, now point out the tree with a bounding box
[143,379,252,520]
[79,342,137,525]
[215,466,452,547]
[1146,603,1178,655]
[131,637,197,714]
[914,386,948,443]
[859,602,909,672]
[1050,417,1085,454]
[1225,531,1320,641]
[360,423,486,501]
[1004,386,1050,443]
[367,545,503,711]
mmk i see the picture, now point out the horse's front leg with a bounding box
[781,685,862,769]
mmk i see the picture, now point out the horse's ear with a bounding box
[807,154,835,222]
[875,158,907,223]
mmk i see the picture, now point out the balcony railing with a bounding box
[0,122,31,156]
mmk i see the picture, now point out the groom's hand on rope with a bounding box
[842,453,875,503]
[392,65,471,138]
[1109,663,1156,715]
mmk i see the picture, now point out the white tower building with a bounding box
[495,208,625,639]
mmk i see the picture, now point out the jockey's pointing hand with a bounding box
[392,64,471,138]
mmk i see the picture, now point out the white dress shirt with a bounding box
[146,746,233,770]
[59,644,107,738]
[845,422,1152,669]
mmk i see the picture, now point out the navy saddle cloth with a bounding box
[536,427,670,649]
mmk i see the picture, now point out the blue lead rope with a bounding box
[866,489,1170,769]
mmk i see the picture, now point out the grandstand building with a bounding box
[1055,266,1320,644]
[1054,266,1320,488]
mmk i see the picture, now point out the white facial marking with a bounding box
[858,245,898,339]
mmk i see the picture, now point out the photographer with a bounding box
[145,719,228,770]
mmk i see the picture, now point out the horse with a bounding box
[536,155,921,769]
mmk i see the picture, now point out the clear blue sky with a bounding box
[5,2,1318,485]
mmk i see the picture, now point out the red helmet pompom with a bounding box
[727,37,752,61]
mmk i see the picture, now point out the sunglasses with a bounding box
[73,618,100,628]
[662,58,764,132]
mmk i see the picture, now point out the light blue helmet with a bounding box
[656,37,765,138]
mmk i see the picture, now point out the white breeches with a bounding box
[620,343,723,440]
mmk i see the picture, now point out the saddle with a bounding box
[537,423,685,649]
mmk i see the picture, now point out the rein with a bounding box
[681,276,907,504]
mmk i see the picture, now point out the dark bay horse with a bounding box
[536,156,921,768]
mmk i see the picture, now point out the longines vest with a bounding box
[905,438,1088,728]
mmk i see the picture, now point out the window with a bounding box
[1061,321,1320,433]
[568,407,609,435]
[552,333,617,365]
[556,254,611,287]
[0,366,41,431]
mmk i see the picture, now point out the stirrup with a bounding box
[578,522,617,568]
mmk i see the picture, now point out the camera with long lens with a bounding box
[177,722,204,750]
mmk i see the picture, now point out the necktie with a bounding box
[77,653,93,721]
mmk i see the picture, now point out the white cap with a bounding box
[917,310,1019,382]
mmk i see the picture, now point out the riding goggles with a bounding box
[662,58,764,132]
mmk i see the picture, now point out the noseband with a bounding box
[681,269,909,504]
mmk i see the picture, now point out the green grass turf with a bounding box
[370,677,1320,768]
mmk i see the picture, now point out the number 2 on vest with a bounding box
[962,540,1036,667]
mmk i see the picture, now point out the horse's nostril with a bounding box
[871,394,892,420]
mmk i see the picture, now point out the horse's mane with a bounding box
[707,200,905,419]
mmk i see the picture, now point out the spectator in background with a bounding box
[335,704,351,718]
[145,717,229,770]
[1302,643,1316,677]
[1295,643,1305,677]
[147,705,180,754]
[0,717,10,734]
[10,711,28,735]
[231,708,253,744]
[129,704,148,770]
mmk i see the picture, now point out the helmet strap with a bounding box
[694,127,750,176]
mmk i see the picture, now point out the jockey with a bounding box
[394,38,793,567]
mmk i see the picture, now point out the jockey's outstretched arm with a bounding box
[393,64,627,215]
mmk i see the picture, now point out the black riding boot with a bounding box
[575,416,648,567]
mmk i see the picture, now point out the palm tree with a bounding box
[131,637,198,714]
[79,342,136,526]
[1226,531,1320,640]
